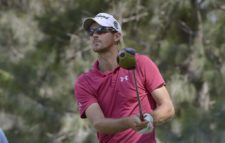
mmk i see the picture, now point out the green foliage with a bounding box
[0,0,225,142]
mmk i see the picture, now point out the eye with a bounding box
[97,27,107,33]
[96,27,103,32]
[87,28,95,36]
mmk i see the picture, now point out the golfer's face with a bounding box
[89,23,115,53]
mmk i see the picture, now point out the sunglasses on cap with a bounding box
[87,26,116,36]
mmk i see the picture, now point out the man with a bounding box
[74,12,175,143]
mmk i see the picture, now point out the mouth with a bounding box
[93,39,101,43]
[93,40,101,46]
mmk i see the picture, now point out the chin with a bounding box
[93,47,101,52]
[93,47,108,53]
[92,46,103,51]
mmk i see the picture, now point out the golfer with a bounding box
[74,12,175,143]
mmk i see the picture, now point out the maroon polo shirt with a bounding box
[75,54,165,143]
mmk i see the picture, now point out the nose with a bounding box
[92,32,99,37]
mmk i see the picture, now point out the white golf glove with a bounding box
[139,113,154,134]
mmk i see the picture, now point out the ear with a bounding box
[114,32,121,43]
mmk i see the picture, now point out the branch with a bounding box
[152,1,180,43]
[122,12,148,23]
[178,20,194,35]
[64,47,91,64]
[220,5,225,11]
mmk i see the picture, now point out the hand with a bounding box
[138,113,154,134]
[127,115,148,131]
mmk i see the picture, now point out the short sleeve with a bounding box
[137,55,165,93]
[74,76,97,118]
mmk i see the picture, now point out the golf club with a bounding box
[117,48,144,121]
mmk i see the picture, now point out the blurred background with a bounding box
[0,0,225,143]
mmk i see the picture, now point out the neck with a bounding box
[98,47,119,72]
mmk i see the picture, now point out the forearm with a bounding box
[93,117,130,134]
[85,103,146,134]
[150,86,175,125]
[150,103,175,125]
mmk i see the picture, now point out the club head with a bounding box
[117,48,136,69]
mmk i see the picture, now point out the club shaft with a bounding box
[132,70,144,121]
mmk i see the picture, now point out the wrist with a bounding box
[148,112,155,125]
[124,116,132,128]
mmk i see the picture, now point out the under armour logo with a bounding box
[120,75,128,82]
[96,14,109,19]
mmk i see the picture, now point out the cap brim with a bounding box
[83,17,112,31]
[83,18,95,31]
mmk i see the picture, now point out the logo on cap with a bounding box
[96,14,109,19]
[113,21,118,30]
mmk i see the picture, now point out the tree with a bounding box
[0,0,224,142]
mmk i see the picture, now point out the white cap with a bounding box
[83,13,122,33]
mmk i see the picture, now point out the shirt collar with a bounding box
[92,60,120,76]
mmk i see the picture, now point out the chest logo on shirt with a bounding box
[120,75,128,82]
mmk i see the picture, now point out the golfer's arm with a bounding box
[85,103,130,134]
[150,86,175,125]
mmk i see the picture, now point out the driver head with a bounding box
[117,48,136,69]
